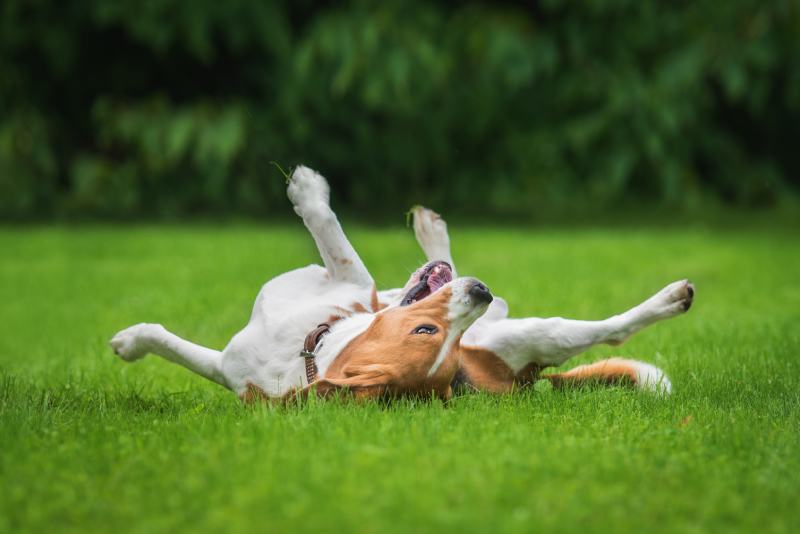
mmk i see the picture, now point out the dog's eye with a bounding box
[412,324,438,335]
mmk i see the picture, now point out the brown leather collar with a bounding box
[300,323,331,384]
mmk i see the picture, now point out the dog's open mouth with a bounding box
[400,261,453,306]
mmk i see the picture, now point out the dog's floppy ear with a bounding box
[294,363,394,401]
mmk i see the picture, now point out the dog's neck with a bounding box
[314,312,375,377]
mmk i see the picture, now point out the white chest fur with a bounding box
[220,264,374,397]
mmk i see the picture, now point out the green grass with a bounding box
[1,222,799,533]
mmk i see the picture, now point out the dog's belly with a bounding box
[221,265,373,397]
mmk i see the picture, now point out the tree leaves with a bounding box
[0,0,798,218]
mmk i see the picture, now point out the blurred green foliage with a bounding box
[1,0,798,219]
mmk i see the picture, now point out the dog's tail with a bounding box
[542,358,672,395]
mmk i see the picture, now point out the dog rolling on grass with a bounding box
[111,166,693,402]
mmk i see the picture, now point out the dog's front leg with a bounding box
[110,323,228,387]
[287,166,374,288]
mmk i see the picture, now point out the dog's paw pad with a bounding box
[655,279,695,316]
[673,280,694,311]
[287,165,330,212]
[109,323,154,362]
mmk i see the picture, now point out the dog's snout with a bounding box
[469,281,493,304]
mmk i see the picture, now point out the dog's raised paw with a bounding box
[287,165,331,216]
[412,206,452,264]
[109,323,157,362]
[413,206,448,241]
[652,279,695,317]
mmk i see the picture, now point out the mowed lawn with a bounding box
[1,222,799,533]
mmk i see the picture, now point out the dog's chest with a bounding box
[255,265,372,331]
[222,265,373,396]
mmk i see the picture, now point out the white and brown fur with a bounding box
[110,166,693,401]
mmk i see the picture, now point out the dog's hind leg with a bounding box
[287,166,374,288]
[411,206,457,277]
[110,323,228,388]
[460,280,694,392]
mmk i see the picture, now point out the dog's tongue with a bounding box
[400,262,453,306]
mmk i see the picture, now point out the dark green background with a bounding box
[2,0,798,219]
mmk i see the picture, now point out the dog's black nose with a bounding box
[469,281,493,304]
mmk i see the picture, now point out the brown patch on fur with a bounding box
[331,302,371,322]
[328,308,360,325]
[370,286,388,312]
[306,287,458,401]
[543,358,638,388]
[240,382,270,403]
[456,348,542,393]
[457,346,517,393]
[333,306,351,317]
[455,352,645,393]
[325,302,376,332]
[339,258,353,265]
[351,302,369,314]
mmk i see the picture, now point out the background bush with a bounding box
[1,0,798,219]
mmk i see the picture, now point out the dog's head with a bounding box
[322,261,492,398]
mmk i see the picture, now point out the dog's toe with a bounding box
[413,206,444,228]
[110,324,152,362]
[646,279,696,319]
[413,206,450,246]
[287,165,331,212]
[681,282,695,311]
[667,280,695,314]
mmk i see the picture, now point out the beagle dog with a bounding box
[110,166,693,401]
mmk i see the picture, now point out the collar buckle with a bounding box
[300,323,331,384]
